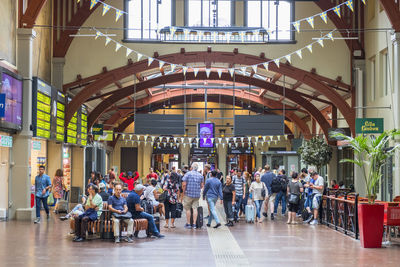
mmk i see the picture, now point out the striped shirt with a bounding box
[233,176,245,196]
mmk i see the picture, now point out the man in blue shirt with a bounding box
[182,163,204,229]
[126,184,164,238]
[203,170,223,229]
[34,165,52,224]
[260,164,276,220]
[108,183,134,243]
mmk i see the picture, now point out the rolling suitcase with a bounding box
[245,201,255,223]
[56,192,69,213]
[190,207,203,228]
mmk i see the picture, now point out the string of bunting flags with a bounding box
[81,0,365,41]
[93,27,336,76]
[111,134,289,147]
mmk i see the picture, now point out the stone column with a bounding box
[142,142,152,175]
[217,143,227,179]
[179,143,190,167]
[137,143,143,177]
[10,28,36,220]
[392,32,400,198]
[52,57,65,90]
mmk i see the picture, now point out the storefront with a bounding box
[0,134,12,219]
[227,144,255,172]
[30,138,47,185]
[190,147,217,173]
[152,144,180,171]
[63,146,72,191]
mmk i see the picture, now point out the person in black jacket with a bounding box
[274,169,288,216]
[98,183,110,202]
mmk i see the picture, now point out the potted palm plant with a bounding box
[335,130,400,248]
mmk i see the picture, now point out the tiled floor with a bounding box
[1,205,400,267]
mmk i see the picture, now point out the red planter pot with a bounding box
[358,203,384,248]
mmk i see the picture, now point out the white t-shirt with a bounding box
[313,176,324,196]
[144,186,156,202]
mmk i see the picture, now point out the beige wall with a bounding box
[0,0,17,66]
[47,141,62,182]
[71,147,85,189]
[0,132,11,212]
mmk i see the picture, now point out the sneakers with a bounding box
[192,224,197,229]
[34,218,40,224]
[47,214,50,220]
[213,223,221,229]
[60,216,68,221]
[73,237,85,242]
[310,219,318,225]
[262,212,268,218]
[206,224,211,227]
[271,213,274,220]
[125,236,133,243]
[115,237,120,243]
[184,223,192,229]
[153,233,165,238]
[224,221,234,227]
[304,214,314,223]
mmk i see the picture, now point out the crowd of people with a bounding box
[33,163,346,243]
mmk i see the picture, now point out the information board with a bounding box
[80,106,88,146]
[32,78,52,139]
[53,91,65,142]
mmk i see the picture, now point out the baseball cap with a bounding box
[127,171,133,176]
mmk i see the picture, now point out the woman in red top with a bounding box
[331,180,340,189]
[119,171,139,191]
[53,169,65,213]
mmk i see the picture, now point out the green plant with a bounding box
[335,130,400,204]
[297,137,332,172]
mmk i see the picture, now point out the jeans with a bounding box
[223,200,233,221]
[304,194,313,209]
[274,191,287,214]
[235,195,244,216]
[254,200,263,219]
[35,196,49,218]
[135,212,159,235]
[68,204,84,217]
[207,198,220,225]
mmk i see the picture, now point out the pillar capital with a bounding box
[17,28,37,40]
[391,32,400,45]
[52,57,66,65]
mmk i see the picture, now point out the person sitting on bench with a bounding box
[108,183,134,243]
[126,184,164,238]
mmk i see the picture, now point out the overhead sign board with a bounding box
[92,124,104,135]
[355,118,384,134]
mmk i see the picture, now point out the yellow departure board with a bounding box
[34,78,52,139]
[55,92,65,142]
[79,106,88,146]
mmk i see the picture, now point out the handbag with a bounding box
[158,190,168,202]
[112,211,132,220]
[261,184,266,198]
[79,208,98,221]
[47,192,54,205]
[288,193,300,205]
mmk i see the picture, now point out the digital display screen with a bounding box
[79,106,88,146]
[198,123,214,148]
[0,72,22,130]
[34,79,52,139]
[54,91,65,142]
[66,110,78,144]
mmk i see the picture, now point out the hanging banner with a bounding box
[355,118,384,134]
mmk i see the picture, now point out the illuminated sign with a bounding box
[32,78,52,139]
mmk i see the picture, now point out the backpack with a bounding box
[271,177,282,193]
[279,175,288,192]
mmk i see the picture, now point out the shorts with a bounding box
[152,200,160,207]
[312,195,322,209]
[288,203,299,213]
[268,193,277,205]
[183,196,199,211]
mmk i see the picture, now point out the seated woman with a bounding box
[144,179,165,218]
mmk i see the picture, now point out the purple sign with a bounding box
[0,73,22,126]
[198,123,214,148]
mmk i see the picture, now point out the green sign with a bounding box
[92,124,103,135]
[32,140,41,150]
[0,135,12,147]
[355,118,384,134]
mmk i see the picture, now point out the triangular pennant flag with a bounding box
[126,48,132,57]
[263,136,266,142]
[102,4,111,16]
[182,66,188,75]
[241,66,247,75]
[105,37,111,46]
[159,61,165,70]
[129,134,133,140]
[170,64,176,72]
[346,0,354,12]
[229,68,234,77]
[212,32,218,43]
[211,138,214,143]
[203,138,207,144]
[263,62,269,71]
[122,134,126,140]
[90,0,98,10]
[252,65,258,73]
[274,59,280,68]
[95,31,102,40]
[320,12,328,24]
[292,21,300,33]
[198,31,203,42]
[115,9,123,22]
[218,138,222,143]
[193,68,199,77]
[217,69,223,78]
[240,137,243,143]
[306,17,314,28]
[176,143,180,148]
[318,39,324,47]
[170,27,176,37]
[115,43,122,52]
[333,6,341,18]
[307,44,313,53]
[277,136,281,141]
[205,68,211,78]
[327,32,334,41]
[184,29,190,40]
[296,49,302,59]
[188,137,192,143]
[240,31,246,42]
[151,136,155,142]
[285,54,291,63]
[174,137,177,143]
[225,137,229,143]
[226,32,231,43]
[148,57,154,66]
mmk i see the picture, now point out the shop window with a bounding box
[246,0,293,41]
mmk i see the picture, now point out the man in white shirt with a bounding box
[309,172,324,225]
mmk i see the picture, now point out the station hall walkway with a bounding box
[1,204,400,267]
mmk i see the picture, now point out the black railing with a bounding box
[320,192,359,239]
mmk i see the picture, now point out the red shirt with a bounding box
[333,184,339,189]
[146,172,158,180]
[119,172,139,191]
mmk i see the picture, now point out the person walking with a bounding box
[203,170,223,228]
[163,173,180,228]
[232,170,246,218]
[274,169,288,216]
[182,163,204,229]
[243,172,252,211]
[287,172,304,224]
[52,169,64,214]
[34,165,52,224]
[261,164,277,220]
[222,175,236,227]
[250,173,267,223]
